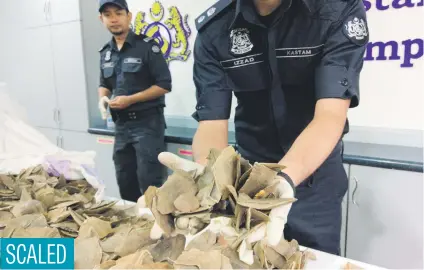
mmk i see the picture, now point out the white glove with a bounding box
[137,151,295,253]
[266,173,295,245]
[98,96,110,120]
[136,195,165,240]
[244,173,294,243]
[240,173,295,264]
[157,153,296,247]
[137,152,206,240]
[158,152,205,177]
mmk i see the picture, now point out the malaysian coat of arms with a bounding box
[230,28,254,55]
[133,1,191,64]
[345,17,368,41]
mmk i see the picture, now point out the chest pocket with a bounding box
[122,57,143,73]
[221,53,269,92]
[276,45,323,85]
[102,62,115,78]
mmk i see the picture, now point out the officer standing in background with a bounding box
[187,0,368,255]
[97,0,172,202]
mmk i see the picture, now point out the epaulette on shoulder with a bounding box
[195,0,234,31]
[130,33,147,41]
[313,0,351,20]
[134,33,154,43]
[143,36,154,43]
[98,43,109,52]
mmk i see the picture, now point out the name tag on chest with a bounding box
[276,44,324,58]
[124,58,142,64]
[102,62,115,68]
[220,53,265,69]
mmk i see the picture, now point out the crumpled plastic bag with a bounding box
[0,83,105,202]
[41,152,105,202]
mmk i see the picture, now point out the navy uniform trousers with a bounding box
[284,141,348,255]
[112,109,167,202]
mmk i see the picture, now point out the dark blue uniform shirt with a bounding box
[192,0,369,162]
[99,31,172,112]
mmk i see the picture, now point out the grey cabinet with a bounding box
[19,0,81,28]
[0,0,89,133]
[15,26,58,129]
[49,0,81,24]
[60,130,92,151]
[35,127,61,147]
[346,165,423,269]
[51,21,89,132]
[20,0,51,28]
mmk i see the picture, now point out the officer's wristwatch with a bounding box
[277,170,296,196]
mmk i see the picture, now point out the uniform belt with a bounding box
[112,107,162,122]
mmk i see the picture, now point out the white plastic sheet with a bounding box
[0,83,105,201]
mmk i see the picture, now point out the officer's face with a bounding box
[100,5,132,36]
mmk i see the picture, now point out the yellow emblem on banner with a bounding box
[133,1,191,64]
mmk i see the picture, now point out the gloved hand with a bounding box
[136,152,206,240]
[158,152,205,177]
[158,152,296,245]
[240,172,295,265]
[98,96,110,120]
[264,171,295,246]
[136,195,168,240]
[136,151,295,250]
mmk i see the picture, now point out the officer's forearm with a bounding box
[278,99,350,186]
[192,120,228,166]
[98,87,111,98]
[128,85,169,104]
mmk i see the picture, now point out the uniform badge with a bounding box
[343,17,369,45]
[197,15,205,23]
[152,45,161,53]
[229,28,254,55]
[105,51,111,61]
[207,7,216,17]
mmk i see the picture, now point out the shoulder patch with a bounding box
[98,43,109,52]
[342,16,369,46]
[195,0,233,31]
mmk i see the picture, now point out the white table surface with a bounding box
[103,196,387,270]
[303,248,386,269]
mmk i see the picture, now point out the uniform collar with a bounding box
[109,30,136,51]
[230,0,261,28]
[229,0,313,29]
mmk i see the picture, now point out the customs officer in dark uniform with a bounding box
[191,0,369,255]
[97,0,172,202]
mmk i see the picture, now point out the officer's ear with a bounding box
[99,12,105,23]
[127,11,132,22]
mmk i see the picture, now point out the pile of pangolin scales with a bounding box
[0,146,357,269]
